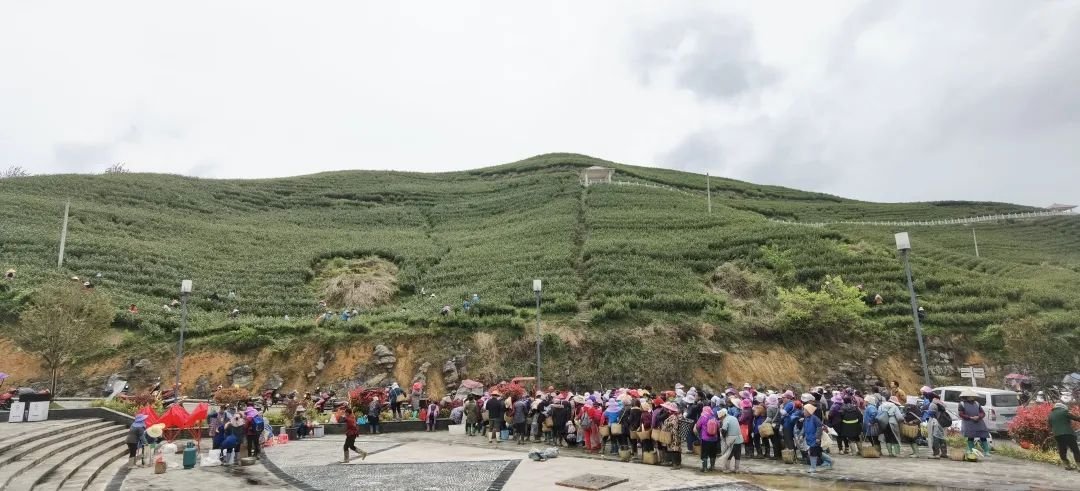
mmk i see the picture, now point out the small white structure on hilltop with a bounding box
[581,166,614,187]
[1046,203,1077,213]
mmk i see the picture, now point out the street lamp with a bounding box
[533,279,542,393]
[895,233,932,388]
[175,280,192,398]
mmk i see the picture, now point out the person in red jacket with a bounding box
[582,400,603,454]
[341,407,368,463]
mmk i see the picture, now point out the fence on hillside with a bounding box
[583,178,1075,227]
[769,210,1075,227]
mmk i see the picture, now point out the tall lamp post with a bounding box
[895,233,932,388]
[533,279,542,393]
[175,280,192,397]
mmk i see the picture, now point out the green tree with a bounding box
[1001,317,1079,380]
[777,275,868,335]
[4,281,113,394]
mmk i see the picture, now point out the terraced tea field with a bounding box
[1,153,1077,386]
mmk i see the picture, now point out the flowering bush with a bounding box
[490,382,526,401]
[1008,404,1080,450]
[212,387,250,406]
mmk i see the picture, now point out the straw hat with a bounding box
[959,389,979,399]
[146,423,165,439]
[804,403,817,414]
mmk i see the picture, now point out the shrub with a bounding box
[213,387,251,406]
[1007,404,1080,450]
[777,275,868,336]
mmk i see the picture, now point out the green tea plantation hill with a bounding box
[2,153,1078,396]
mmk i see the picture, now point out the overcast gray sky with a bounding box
[2,1,1077,206]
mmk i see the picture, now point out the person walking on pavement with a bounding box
[1049,401,1080,469]
[340,407,368,463]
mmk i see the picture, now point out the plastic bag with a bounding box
[202,449,221,467]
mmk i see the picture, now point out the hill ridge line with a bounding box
[585,179,1073,226]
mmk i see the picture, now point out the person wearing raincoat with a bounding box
[125,415,148,467]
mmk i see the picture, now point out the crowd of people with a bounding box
[441,380,1037,474]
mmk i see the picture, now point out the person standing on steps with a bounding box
[125,414,148,467]
[486,391,505,443]
[1049,401,1080,469]
[340,407,368,463]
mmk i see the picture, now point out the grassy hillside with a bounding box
[1,153,1078,388]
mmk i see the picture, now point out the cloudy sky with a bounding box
[2,1,1078,206]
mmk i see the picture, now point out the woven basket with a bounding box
[619,448,632,461]
[599,425,611,437]
[758,423,774,438]
[900,423,920,440]
[692,445,701,455]
[542,419,553,430]
[642,451,658,465]
[859,444,881,458]
[650,429,662,441]
[656,430,673,446]
[610,423,623,436]
[637,430,651,441]
[781,449,796,464]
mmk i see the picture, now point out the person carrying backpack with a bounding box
[245,407,262,459]
[694,406,720,472]
[926,403,948,459]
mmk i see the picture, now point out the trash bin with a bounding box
[313,426,325,438]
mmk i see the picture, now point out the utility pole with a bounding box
[706,172,712,214]
[57,200,70,268]
[175,280,192,398]
[972,228,979,258]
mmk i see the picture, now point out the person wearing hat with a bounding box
[222,414,245,465]
[125,415,148,467]
[764,394,783,460]
[958,390,991,457]
[717,406,744,473]
[782,394,801,452]
[550,396,569,447]
[862,395,882,454]
[1048,401,1080,469]
[878,395,903,457]
[602,398,622,455]
[661,402,684,469]
[802,403,832,473]
[620,398,643,457]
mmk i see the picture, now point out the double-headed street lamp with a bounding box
[895,233,932,388]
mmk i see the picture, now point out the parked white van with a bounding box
[931,386,1021,433]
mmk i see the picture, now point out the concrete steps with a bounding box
[34,428,128,490]
[0,420,91,458]
[0,419,132,491]
[56,444,127,491]
[83,453,129,491]
[0,421,123,489]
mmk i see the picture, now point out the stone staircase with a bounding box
[0,418,130,490]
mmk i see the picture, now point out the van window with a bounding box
[991,394,1019,407]
[943,390,960,403]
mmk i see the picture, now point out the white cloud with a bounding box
[1,1,1076,207]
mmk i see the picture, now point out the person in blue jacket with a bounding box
[802,404,832,473]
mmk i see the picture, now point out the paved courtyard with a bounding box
[257,431,1079,491]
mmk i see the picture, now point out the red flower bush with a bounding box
[1008,404,1080,450]
[349,387,387,410]
[490,382,526,400]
